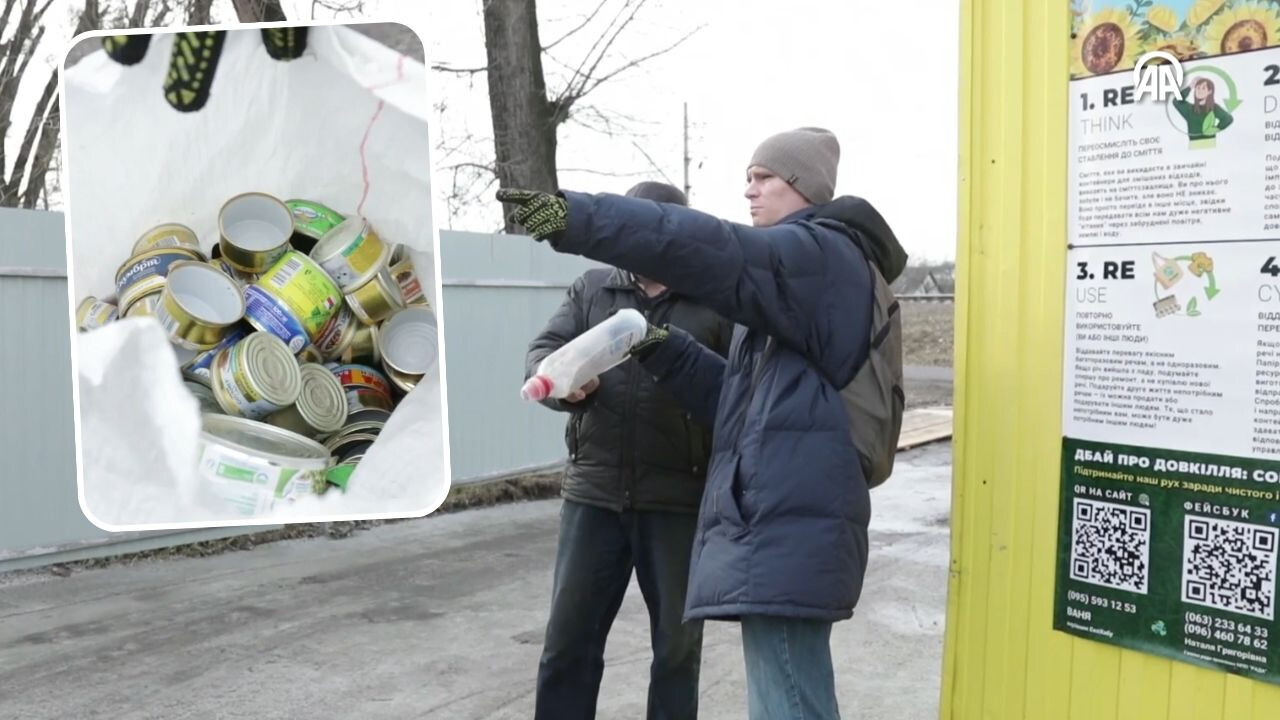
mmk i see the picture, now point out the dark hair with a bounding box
[625,181,688,206]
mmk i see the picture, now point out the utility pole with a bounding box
[682,102,691,199]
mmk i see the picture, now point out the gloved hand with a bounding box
[629,323,669,360]
[495,188,568,242]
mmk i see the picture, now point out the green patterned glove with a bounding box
[629,323,670,360]
[496,188,568,242]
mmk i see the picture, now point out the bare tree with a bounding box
[231,0,284,22]
[444,0,700,231]
[0,0,114,208]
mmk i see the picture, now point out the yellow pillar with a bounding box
[942,1,1280,717]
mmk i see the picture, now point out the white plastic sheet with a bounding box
[62,25,449,529]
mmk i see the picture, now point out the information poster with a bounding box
[1056,0,1280,683]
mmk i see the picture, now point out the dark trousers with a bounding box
[534,500,703,720]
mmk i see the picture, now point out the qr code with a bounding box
[1070,499,1151,594]
[1182,516,1279,621]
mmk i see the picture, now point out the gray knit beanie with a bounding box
[748,127,840,205]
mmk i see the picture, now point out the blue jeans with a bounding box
[534,500,703,720]
[741,616,839,720]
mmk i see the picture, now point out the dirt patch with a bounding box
[901,302,954,368]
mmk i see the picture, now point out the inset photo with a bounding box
[61,22,449,529]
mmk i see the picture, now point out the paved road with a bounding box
[0,443,953,720]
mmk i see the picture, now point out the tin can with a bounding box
[76,297,118,332]
[197,414,332,516]
[378,306,438,376]
[132,222,202,256]
[330,363,394,414]
[311,216,388,290]
[342,325,380,365]
[243,250,342,355]
[210,332,302,420]
[313,304,359,359]
[267,363,348,437]
[286,199,346,240]
[383,360,421,395]
[218,192,294,273]
[155,261,246,351]
[114,247,205,313]
[345,266,403,326]
[325,431,378,462]
[390,245,430,308]
[182,323,251,387]
[298,344,324,364]
[333,418,387,439]
[208,257,257,286]
[124,292,162,318]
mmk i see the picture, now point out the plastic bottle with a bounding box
[522,308,649,401]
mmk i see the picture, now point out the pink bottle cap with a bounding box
[521,375,554,401]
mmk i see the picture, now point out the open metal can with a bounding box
[383,360,421,395]
[243,250,342,355]
[378,306,438,376]
[325,431,379,463]
[76,297,118,332]
[345,265,403,326]
[210,331,302,420]
[155,261,246,351]
[218,192,294,273]
[115,246,205,313]
[267,363,348,438]
[132,222,202,256]
[197,413,333,516]
[310,216,387,290]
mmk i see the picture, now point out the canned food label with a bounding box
[199,443,279,516]
[80,300,118,330]
[183,326,248,382]
[154,298,183,341]
[216,343,281,419]
[391,259,428,307]
[115,251,192,298]
[275,468,326,501]
[148,234,183,250]
[333,365,392,397]
[244,285,308,354]
[260,255,340,337]
[322,229,381,287]
[288,201,344,238]
[314,306,355,357]
[346,387,394,414]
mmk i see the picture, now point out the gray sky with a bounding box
[30,0,958,261]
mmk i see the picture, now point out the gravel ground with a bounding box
[902,301,954,368]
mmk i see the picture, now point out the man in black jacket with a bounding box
[527,181,732,720]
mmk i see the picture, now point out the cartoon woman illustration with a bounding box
[1172,77,1234,149]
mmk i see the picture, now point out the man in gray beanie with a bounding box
[499,128,907,720]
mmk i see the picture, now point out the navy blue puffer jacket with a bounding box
[553,191,904,622]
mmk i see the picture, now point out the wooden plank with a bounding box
[898,407,954,450]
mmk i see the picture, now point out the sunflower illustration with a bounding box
[1202,2,1280,54]
[1146,5,1180,34]
[1072,8,1144,76]
[1187,0,1229,28]
[1147,35,1202,60]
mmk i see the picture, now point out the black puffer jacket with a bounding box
[526,267,732,514]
